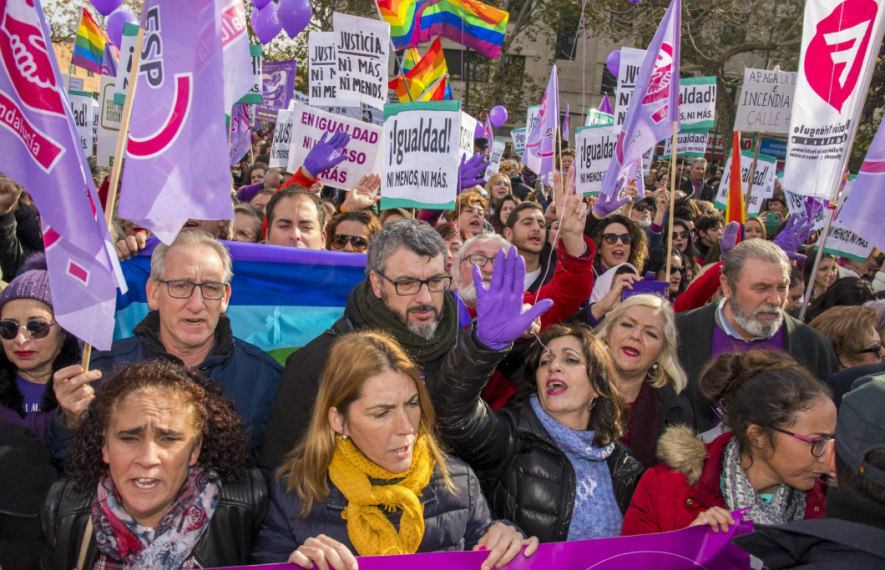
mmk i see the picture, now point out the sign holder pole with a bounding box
[664,120,678,285]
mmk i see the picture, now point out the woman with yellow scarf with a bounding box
[250,330,538,570]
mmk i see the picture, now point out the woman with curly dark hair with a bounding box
[41,360,266,570]
[591,214,648,279]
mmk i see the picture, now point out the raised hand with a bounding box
[474,246,553,349]
[458,152,490,192]
[592,177,631,218]
[0,179,22,214]
[718,221,741,257]
[773,215,807,261]
[340,174,381,211]
[302,131,351,177]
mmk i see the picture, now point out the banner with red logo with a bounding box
[782,0,885,199]
[0,0,124,350]
[120,0,235,245]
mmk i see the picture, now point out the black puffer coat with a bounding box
[427,330,644,543]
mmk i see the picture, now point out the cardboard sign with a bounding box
[114,22,139,106]
[662,130,709,158]
[734,68,797,134]
[97,74,123,167]
[332,13,389,110]
[575,124,617,196]
[68,90,94,157]
[828,176,874,262]
[459,112,478,160]
[309,32,339,107]
[268,109,294,169]
[381,100,461,210]
[585,109,614,127]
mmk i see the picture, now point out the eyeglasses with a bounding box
[671,230,690,240]
[602,233,634,245]
[859,343,884,358]
[462,254,497,268]
[378,272,452,296]
[159,280,228,300]
[331,234,369,252]
[771,428,832,457]
[0,320,57,340]
[634,204,656,213]
[499,165,515,172]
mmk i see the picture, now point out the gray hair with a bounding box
[150,230,234,284]
[365,219,448,277]
[692,157,708,169]
[722,239,789,292]
[459,232,512,265]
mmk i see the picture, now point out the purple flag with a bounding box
[562,103,570,142]
[120,0,234,245]
[0,0,124,350]
[600,0,681,197]
[524,65,559,185]
[834,119,885,251]
[229,103,251,165]
[101,41,117,77]
[599,92,613,115]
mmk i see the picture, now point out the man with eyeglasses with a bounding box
[49,231,283,460]
[259,219,461,475]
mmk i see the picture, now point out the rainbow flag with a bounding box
[379,0,508,60]
[388,38,451,102]
[114,239,366,365]
[72,8,114,74]
[725,131,746,244]
[418,76,448,101]
[402,43,453,99]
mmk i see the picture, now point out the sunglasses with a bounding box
[602,233,634,245]
[671,230,690,240]
[331,234,369,252]
[499,165,515,172]
[634,204,656,213]
[0,320,57,340]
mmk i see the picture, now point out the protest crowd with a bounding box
[3,0,885,569]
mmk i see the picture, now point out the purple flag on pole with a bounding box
[524,65,559,185]
[599,93,613,115]
[120,0,234,245]
[600,0,681,197]
[101,41,117,77]
[834,120,885,251]
[563,103,570,142]
[0,0,124,350]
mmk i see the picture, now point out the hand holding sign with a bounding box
[303,131,351,177]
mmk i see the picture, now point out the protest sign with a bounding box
[575,124,617,196]
[614,47,645,127]
[286,101,383,190]
[256,60,297,122]
[91,97,98,145]
[268,109,294,169]
[113,22,139,106]
[715,150,777,215]
[828,176,874,261]
[585,109,614,127]
[759,138,787,160]
[381,100,461,210]
[662,130,709,158]
[459,112,478,160]
[319,105,384,125]
[782,0,885,199]
[734,68,797,134]
[96,75,122,167]
[68,76,84,92]
[332,13,389,110]
[484,139,507,178]
[235,44,263,104]
[784,184,828,232]
[678,76,716,130]
[67,90,93,158]
[511,127,526,154]
[309,32,340,107]
[525,105,540,137]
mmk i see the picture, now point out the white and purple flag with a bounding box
[221,0,253,112]
[563,103,570,142]
[120,0,235,245]
[483,115,493,140]
[834,120,885,251]
[600,0,681,197]
[524,65,559,185]
[0,0,124,349]
[101,41,117,77]
[229,103,251,165]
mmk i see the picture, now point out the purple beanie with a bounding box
[0,254,53,314]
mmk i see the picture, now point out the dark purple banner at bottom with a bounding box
[216,510,754,570]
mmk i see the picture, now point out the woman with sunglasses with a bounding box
[590,215,648,279]
[644,247,685,301]
[324,210,381,254]
[0,254,81,439]
[622,350,834,536]
[666,219,700,282]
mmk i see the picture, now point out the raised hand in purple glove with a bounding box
[773,215,808,262]
[458,152,490,192]
[718,221,741,257]
[805,197,824,223]
[474,246,554,349]
[302,131,351,177]
[592,189,630,218]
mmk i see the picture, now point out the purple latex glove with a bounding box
[458,152,489,192]
[773,215,808,262]
[302,131,351,177]
[719,221,741,257]
[474,246,554,349]
[804,197,823,223]
[593,189,630,217]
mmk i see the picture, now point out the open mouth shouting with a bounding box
[546,378,568,396]
[621,345,640,358]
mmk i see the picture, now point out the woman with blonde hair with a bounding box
[250,331,537,569]
[486,173,513,216]
[595,294,693,469]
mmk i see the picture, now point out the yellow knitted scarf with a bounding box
[328,432,435,556]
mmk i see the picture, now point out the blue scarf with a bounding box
[530,396,623,540]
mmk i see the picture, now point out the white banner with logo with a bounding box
[484,139,507,178]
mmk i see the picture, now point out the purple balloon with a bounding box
[90,0,124,17]
[489,106,508,128]
[606,49,621,78]
[278,0,312,38]
[253,0,273,8]
[251,3,283,45]
[106,10,138,48]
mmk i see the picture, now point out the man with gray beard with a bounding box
[258,220,459,474]
[675,239,838,432]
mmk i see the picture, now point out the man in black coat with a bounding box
[676,240,838,432]
[734,373,885,569]
[679,157,715,203]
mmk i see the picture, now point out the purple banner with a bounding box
[210,511,753,570]
[256,60,296,123]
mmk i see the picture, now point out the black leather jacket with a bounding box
[427,329,644,543]
[40,468,268,570]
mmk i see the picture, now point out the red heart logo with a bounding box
[804,0,878,113]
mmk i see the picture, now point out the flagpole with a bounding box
[664,120,678,286]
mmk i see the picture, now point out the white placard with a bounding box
[235,44,263,105]
[114,22,139,106]
[585,109,614,127]
[484,139,507,178]
[511,127,526,154]
[459,112,478,160]
[829,177,874,261]
[575,125,617,196]
[269,109,294,169]
[332,13,389,110]
[734,68,797,134]
[92,98,99,145]
[663,131,709,158]
[525,105,541,136]
[68,90,94,158]
[614,47,646,127]
[309,32,339,107]
[97,75,123,167]
[678,77,716,130]
[714,150,777,215]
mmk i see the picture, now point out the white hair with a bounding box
[150,230,234,284]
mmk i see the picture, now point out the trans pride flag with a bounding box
[114,240,366,364]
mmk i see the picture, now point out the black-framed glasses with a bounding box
[634,204,656,213]
[859,343,884,358]
[0,320,57,340]
[159,280,228,300]
[771,427,832,457]
[331,234,369,252]
[671,230,690,240]
[602,233,634,245]
[462,254,497,268]
[378,272,452,296]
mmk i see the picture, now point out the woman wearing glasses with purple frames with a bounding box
[0,254,81,440]
[622,350,835,536]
